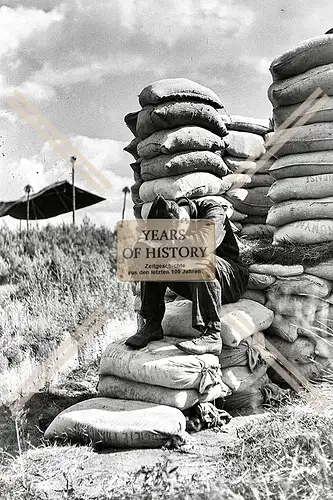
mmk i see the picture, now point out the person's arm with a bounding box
[185,200,227,254]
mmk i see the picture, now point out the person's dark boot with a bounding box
[175,322,222,355]
[125,317,163,349]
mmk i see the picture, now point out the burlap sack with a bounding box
[137,126,225,159]
[225,130,265,159]
[268,174,333,203]
[248,273,276,290]
[225,186,272,216]
[266,292,323,318]
[139,172,251,202]
[273,97,333,128]
[268,63,333,107]
[269,151,333,180]
[248,263,304,277]
[270,34,333,80]
[44,398,187,449]
[267,198,333,227]
[306,259,333,281]
[221,114,271,136]
[136,101,227,139]
[139,78,223,108]
[140,151,230,181]
[273,220,333,245]
[240,224,274,239]
[271,124,333,158]
[221,362,268,393]
[124,110,139,137]
[124,137,140,160]
[247,174,274,188]
[269,274,332,298]
[241,289,266,305]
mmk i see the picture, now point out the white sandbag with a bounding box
[266,313,308,342]
[44,398,187,449]
[247,174,274,188]
[269,274,333,298]
[273,220,333,245]
[270,34,333,80]
[225,131,265,159]
[226,186,272,216]
[221,114,272,136]
[241,289,266,305]
[248,273,276,290]
[140,151,230,181]
[224,157,257,174]
[306,259,333,281]
[273,97,333,129]
[267,198,333,227]
[100,337,222,393]
[139,172,251,202]
[97,374,230,411]
[162,299,274,347]
[268,174,333,203]
[271,123,333,158]
[137,126,225,159]
[248,263,304,277]
[136,101,227,139]
[240,224,274,240]
[268,63,333,107]
[221,362,268,393]
[269,151,333,180]
[266,292,322,318]
[139,78,223,109]
[140,195,233,220]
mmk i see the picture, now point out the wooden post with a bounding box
[70,156,77,227]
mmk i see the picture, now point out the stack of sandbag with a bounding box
[97,336,230,411]
[241,262,333,385]
[267,34,333,245]
[219,114,275,239]
[124,78,251,230]
[160,298,276,412]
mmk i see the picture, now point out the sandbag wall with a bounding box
[267,34,333,246]
[220,115,275,240]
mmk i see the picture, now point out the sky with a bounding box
[0,0,332,230]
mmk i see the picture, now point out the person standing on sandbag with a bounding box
[125,195,249,355]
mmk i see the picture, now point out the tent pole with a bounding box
[70,156,77,228]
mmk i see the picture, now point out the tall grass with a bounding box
[0,218,132,373]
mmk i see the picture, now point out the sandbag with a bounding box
[241,289,266,305]
[140,151,230,181]
[273,220,333,245]
[268,174,333,203]
[124,137,140,160]
[248,264,304,277]
[136,101,227,139]
[266,292,322,318]
[269,274,333,298]
[97,375,230,410]
[268,63,333,107]
[100,337,222,393]
[306,259,333,281]
[229,209,248,222]
[266,313,306,342]
[273,97,333,128]
[139,172,251,202]
[131,180,143,205]
[223,374,271,412]
[240,224,274,239]
[44,398,187,449]
[271,124,333,158]
[139,78,223,109]
[245,215,268,225]
[248,273,276,290]
[221,362,268,393]
[219,331,265,370]
[140,195,233,220]
[225,187,272,216]
[267,198,333,227]
[124,111,139,137]
[137,126,225,159]
[224,157,257,174]
[225,131,265,159]
[162,299,274,347]
[270,34,333,80]
[221,114,271,136]
[131,161,143,182]
[247,174,274,188]
[269,151,333,180]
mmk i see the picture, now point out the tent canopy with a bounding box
[0,181,105,220]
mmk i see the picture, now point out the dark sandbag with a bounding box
[139,78,223,109]
[240,224,274,240]
[225,186,272,216]
[219,331,265,370]
[131,180,143,205]
[140,151,230,181]
[221,362,268,393]
[223,374,270,412]
[136,101,227,139]
[269,151,333,180]
[245,215,268,224]
[124,110,139,137]
[247,174,274,188]
[124,137,140,160]
[130,161,143,182]
[44,398,187,449]
[270,34,333,80]
[241,289,266,305]
[268,63,333,106]
[221,114,272,136]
